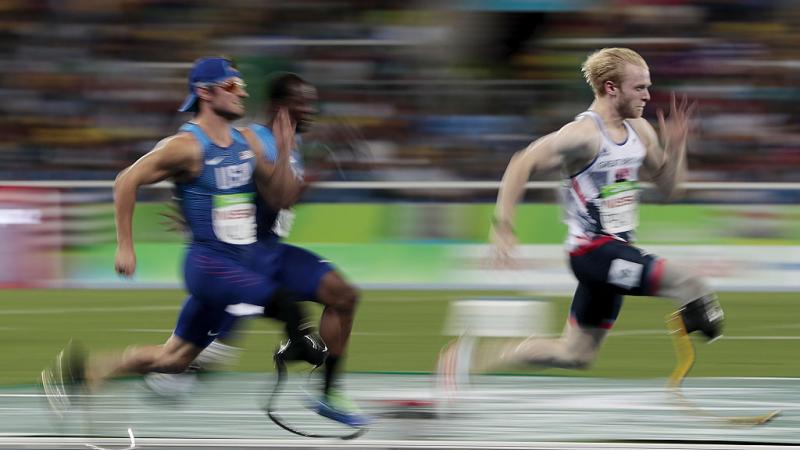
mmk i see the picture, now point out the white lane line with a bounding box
[0,323,798,341]
[0,305,177,315]
[0,296,443,315]
[129,328,800,339]
[0,437,797,449]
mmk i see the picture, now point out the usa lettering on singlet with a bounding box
[560,111,646,251]
[174,122,258,246]
[249,123,304,239]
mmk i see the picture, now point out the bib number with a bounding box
[212,193,256,245]
[598,181,639,234]
[271,209,295,238]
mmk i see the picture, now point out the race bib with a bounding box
[598,181,639,234]
[212,193,256,244]
[271,209,295,238]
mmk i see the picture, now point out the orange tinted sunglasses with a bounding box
[196,78,247,93]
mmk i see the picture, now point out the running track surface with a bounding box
[1,374,797,449]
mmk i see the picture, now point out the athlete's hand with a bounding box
[489,221,519,269]
[657,92,697,157]
[115,246,136,277]
[273,106,296,157]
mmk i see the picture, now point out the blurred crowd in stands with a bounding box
[2,0,799,186]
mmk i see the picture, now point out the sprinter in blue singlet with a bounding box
[41,57,306,416]
[147,73,366,427]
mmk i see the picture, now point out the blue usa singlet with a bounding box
[175,122,258,253]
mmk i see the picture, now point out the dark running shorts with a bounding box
[175,241,334,348]
[567,236,665,329]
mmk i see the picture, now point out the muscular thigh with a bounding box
[569,282,623,329]
[184,245,277,308]
[650,257,713,302]
[274,243,333,301]
[173,296,229,349]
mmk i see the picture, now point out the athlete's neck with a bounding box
[588,99,626,133]
[589,97,628,143]
[193,113,233,147]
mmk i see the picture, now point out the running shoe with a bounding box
[307,388,369,427]
[41,340,86,417]
[435,336,474,400]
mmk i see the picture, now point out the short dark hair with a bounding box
[268,72,306,103]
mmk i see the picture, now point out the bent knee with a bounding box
[340,283,359,309]
[673,275,713,304]
[320,274,359,313]
[332,284,358,314]
[657,261,714,301]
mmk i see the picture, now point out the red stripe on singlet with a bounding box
[571,178,587,205]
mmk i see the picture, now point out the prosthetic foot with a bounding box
[677,295,724,341]
[274,328,329,367]
[666,306,780,426]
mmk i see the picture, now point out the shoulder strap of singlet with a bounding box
[231,127,247,146]
[575,110,607,138]
[575,110,632,145]
[621,119,639,142]
[179,122,211,149]
[249,123,268,136]
[250,123,278,162]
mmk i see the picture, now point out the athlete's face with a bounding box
[615,64,651,119]
[286,83,318,133]
[203,77,249,120]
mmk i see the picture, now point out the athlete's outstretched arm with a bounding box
[114,134,199,276]
[491,121,597,262]
[494,133,557,227]
[637,92,697,199]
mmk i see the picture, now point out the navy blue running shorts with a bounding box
[567,236,665,329]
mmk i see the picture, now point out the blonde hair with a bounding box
[581,48,648,97]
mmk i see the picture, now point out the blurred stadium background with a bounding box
[0,0,799,448]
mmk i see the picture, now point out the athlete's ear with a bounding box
[604,80,617,97]
[196,86,214,103]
